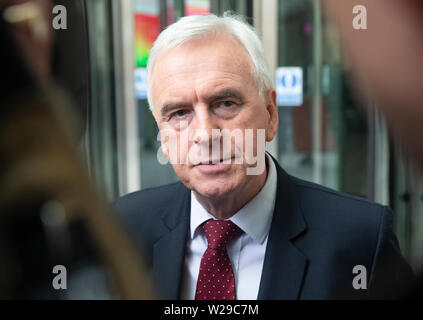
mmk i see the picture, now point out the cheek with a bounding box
[245,105,273,143]
[172,163,185,175]
[238,111,268,141]
[171,163,190,186]
[159,127,191,164]
[242,102,269,128]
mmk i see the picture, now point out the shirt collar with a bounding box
[190,153,278,244]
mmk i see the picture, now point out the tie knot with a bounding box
[202,220,241,249]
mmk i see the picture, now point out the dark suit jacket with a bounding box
[114,158,414,299]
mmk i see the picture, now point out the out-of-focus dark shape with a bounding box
[0,0,154,299]
[322,0,423,171]
[322,0,423,299]
[51,0,89,140]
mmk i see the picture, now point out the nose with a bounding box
[190,104,221,145]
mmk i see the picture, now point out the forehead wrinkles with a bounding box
[151,35,256,103]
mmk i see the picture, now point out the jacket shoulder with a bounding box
[288,176,413,298]
[114,181,187,215]
[288,175,389,241]
[291,175,386,215]
[112,182,188,256]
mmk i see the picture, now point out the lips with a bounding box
[198,159,228,165]
[196,155,237,165]
[193,156,235,174]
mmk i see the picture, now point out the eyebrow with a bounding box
[205,88,244,104]
[160,102,191,119]
[159,88,244,118]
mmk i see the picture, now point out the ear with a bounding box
[264,89,279,142]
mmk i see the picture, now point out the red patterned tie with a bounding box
[195,220,242,300]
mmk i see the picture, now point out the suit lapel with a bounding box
[152,185,190,299]
[257,158,309,300]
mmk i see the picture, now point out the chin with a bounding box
[190,176,240,199]
[175,164,246,199]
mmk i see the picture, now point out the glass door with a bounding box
[275,0,372,198]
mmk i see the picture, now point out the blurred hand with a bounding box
[0,0,53,85]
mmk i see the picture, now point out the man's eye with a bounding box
[219,101,235,108]
[172,110,189,118]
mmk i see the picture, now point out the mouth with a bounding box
[199,159,228,165]
[193,157,234,174]
[196,156,235,165]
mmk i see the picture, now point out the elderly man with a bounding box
[115,13,413,300]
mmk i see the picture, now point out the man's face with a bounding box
[151,34,278,199]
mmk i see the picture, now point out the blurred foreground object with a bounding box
[0,88,154,299]
[323,0,423,298]
[322,0,423,170]
[0,0,153,299]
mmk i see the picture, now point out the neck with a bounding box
[194,158,269,220]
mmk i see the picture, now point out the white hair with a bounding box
[146,12,273,112]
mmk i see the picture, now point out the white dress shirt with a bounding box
[180,154,278,300]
